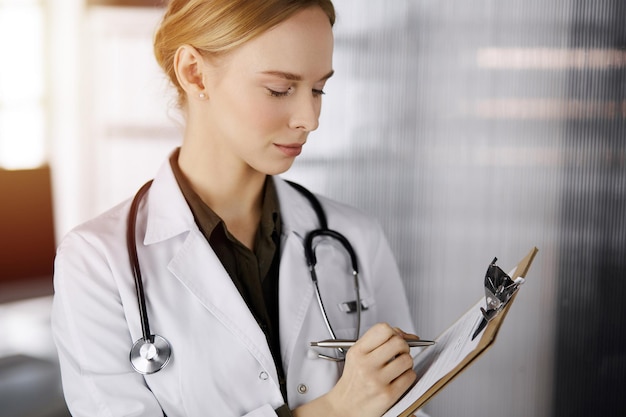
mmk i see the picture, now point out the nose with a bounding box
[289,93,320,132]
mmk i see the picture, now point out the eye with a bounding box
[267,87,294,97]
[312,88,325,97]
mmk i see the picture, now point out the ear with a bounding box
[174,44,207,99]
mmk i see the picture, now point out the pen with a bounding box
[311,338,435,349]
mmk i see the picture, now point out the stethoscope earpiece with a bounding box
[130,335,172,375]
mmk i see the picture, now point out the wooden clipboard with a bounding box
[389,247,539,417]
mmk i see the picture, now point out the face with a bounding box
[196,6,334,176]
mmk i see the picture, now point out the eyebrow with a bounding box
[259,70,335,82]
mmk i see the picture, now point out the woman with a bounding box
[52,1,420,416]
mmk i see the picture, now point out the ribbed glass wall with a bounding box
[287,1,625,416]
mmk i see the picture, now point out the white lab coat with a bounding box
[52,157,415,417]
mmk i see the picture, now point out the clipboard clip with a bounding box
[472,257,524,340]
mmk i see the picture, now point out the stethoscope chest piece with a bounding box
[130,335,171,375]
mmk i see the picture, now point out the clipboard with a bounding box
[383,247,539,417]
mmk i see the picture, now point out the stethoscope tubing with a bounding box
[287,181,363,353]
[304,228,361,354]
[126,179,363,372]
[127,180,154,343]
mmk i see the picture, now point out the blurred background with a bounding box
[0,0,624,416]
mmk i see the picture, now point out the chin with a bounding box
[262,159,296,176]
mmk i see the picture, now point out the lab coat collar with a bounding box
[143,160,319,246]
[272,177,322,238]
[143,158,195,245]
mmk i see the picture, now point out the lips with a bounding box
[275,143,304,157]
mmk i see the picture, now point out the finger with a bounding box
[376,334,410,358]
[369,333,411,364]
[353,323,397,353]
[381,351,414,384]
[388,366,418,402]
[393,327,421,341]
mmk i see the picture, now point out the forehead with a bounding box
[223,7,334,80]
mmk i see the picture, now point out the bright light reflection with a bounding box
[471,98,626,120]
[0,3,45,169]
[477,48,626,70]
[0,6,44,100]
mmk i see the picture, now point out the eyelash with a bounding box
[267,88,325,98]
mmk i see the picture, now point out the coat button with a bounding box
[259,371,269,380]
[297,384,308,394]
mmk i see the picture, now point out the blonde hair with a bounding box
[154,0,336,107]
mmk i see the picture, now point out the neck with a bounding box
[177,144,267,249]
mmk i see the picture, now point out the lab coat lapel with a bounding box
[144,159,277,380]
[274,178,318,366]
[167,233,277,375]
[278,232,314,365]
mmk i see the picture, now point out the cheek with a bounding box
[212,81,288,140]
[241,96,288,133]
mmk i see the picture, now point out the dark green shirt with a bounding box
[169,150,291,416]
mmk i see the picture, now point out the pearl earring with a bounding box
[199,93,206,99]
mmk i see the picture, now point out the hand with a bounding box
[296,323,417,417]
[393,326,422,343]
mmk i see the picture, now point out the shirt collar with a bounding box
[168,148,281,245]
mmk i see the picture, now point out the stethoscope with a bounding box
[127,180,361,374]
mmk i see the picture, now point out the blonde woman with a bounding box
[52,1,422,416]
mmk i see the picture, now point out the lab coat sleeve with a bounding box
[52,230,166,417]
